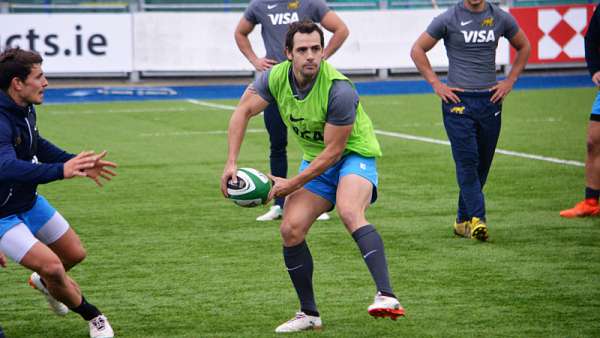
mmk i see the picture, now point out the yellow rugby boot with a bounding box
[453,220,471,238]
[470,217,489,242]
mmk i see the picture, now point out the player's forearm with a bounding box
[226,110,251,165]
[290,147,343,188]
[506,45,530,83]
[411,47,440,86]
[323,27,349,59]
[585,11,600,76]
[234,33,259,65]
[37,137,75,163]
[585,38,600,76]
[0,158,64,183]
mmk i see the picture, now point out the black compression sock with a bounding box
[585,187,600,201]
[70,296,102,321]
[352,224,394,296]
[380,291,397,299]
[283,241,318,315]
[301,309,320,317]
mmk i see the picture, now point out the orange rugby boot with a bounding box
[560,199,600,218]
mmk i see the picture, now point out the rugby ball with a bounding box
[227,168,271,207]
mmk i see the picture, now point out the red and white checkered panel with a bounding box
[510,4,596,64]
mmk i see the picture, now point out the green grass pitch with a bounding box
[0,87,598,337]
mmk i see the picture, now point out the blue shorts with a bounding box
[0,195,56,238]
[299,153,378,207]
[592,90,600,122]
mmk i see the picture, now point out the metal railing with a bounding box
[3,0,591,13]
[5,1,130,12]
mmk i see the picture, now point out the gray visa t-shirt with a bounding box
[244,0,330,62]
[426,1,519,90]
[252,68,358,125]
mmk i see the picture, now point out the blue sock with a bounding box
[283,241,319,316]
[352,225,395,297]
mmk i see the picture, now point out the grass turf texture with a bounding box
[0,87,598,337]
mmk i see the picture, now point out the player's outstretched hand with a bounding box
[592,71,600,87]
[252,57,277,72]
[267,174,300,201]
[433,81,462,104]
[0,251,7,268]
[490,78,515,103]
[84,150,117,187]
[221,163,238,198]
[64,151,97,179]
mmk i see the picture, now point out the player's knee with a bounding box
[38,260,67,284]
[270,141,288,156]
[457,170,480,186]
[587,133,600,155]
[280,222,305,245]
[337,206,361,228]
[69,246,87,266]
[270,149,287,160]
[457,157,479,171]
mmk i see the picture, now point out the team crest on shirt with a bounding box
[288,0,300,9]
[481,17,494,27]
[450,106,465,114]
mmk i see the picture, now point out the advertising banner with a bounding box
[0,9,516,74]
[510,4,595,64]
[0,14,133,73]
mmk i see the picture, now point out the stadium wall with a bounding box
[0,4,591,77]
[133,9,491,72]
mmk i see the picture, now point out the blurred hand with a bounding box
[63,151,97,179]
[252,58,278,72]
[0,251,7,268]
[267,174,300,201]
[432,81,463,104]
[592,71,600,86]
[84,150,117,187]
[490,78,515,103]
[221,162,238,198]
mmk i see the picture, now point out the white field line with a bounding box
[46,99,235,115]
[48,107,195,115]
[139,129,265,137]
[493,149,584,167]
[187,99,264,116]
[136,99,582,168]
[374,130,584,167]
[187,99,237,110]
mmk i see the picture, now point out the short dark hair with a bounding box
[0,48,43,91]
[285,20,324,52]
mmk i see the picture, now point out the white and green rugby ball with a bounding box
[227,168,271,207]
